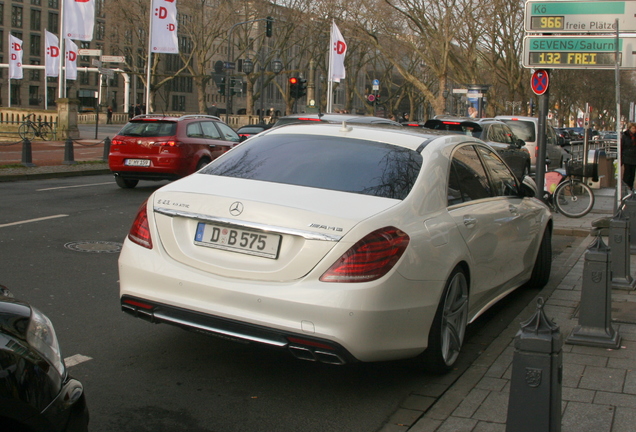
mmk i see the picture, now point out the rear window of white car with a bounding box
[200,134,423,200]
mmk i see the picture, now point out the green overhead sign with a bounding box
[525,1,636,32]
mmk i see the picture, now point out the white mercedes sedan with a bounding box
[119,122,552,372]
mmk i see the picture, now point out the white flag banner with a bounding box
[45,30,60,77]
[151,0,179,54]
[9,34,24,79]
[65,38,78,80]
[329,22,347,82]
[64,0,95,41]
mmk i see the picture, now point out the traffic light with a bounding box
[217,77,226,96]
[266,17,273,38]
[289,76,299,99]
[298,78,307,98]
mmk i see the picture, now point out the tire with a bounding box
[18,123,36,140]
[196,158,211,171]
[423,267,469,373]
[553,179,594,218]
[115,176,139,189]
[525,228,552,289]
[38,123,52,141]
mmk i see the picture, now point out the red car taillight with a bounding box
[155,140,181,147]
[111,138,124,146]
[320,227,409,283]
[128,200,153,249]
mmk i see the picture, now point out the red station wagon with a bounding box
[108,114,240,188]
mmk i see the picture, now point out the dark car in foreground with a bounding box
[0,286,89,432]
[108,114,240,188]
[273,113,402,127]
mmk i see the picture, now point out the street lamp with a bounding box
[506,100,522,115]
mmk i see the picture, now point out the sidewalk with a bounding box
[386,187,636,432]
[2,141,634,431]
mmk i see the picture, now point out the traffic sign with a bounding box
[101,55,125,63]
[224,62,236,70]
[523,35,636,69]
[78,49,102,56]
[531,69,550,95]
[525,1,636,33]
[367,94,376,102]
[98,67,115,78]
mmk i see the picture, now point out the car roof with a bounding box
[274,113,402,127]
[260,121,475,153]
[130,114,223,122]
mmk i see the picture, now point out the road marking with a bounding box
[64,354,93,367]
[0,214,69,228]
[37,181,113,191]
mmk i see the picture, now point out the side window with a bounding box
[200,121,222,139]
[216,122,240,142]
[476,145,519,197]
[448,145,492,205]
[490,125,505,144]
[502,125,515,145]
[186,122,203,138]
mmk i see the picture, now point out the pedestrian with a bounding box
[622,122,636,190]
[107,106,113,124]
[128,105,134,119]
[400,113,409,123]
[134,104,141,116]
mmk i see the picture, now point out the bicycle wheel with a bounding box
[553,179,595,218]
[18,123,36,140]
[38,123,52,141]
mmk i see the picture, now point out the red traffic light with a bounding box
[289,77,299,85]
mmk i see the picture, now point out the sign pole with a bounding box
[616,19,623,209]
[537,72,549,201]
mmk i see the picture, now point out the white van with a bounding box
[495,116,567,173]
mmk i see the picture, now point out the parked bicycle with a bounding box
[544,160,595,218]
[18,113,53,141]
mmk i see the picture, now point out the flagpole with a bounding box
[58,1,65,98]
[145,0,153,114]
[7,34,10,108]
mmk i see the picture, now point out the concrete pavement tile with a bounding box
[571,344,630,359]
[383,408,423,429]
[435,416,478,432]
[376,424,408,432]
[625,370,636,395]
[425,366,489,421]
[472,422,506,432]
[563,351,609,367]
[607,357,636,370]
[579,366,626,392]
[550,289,583,302]
[562,386,595,403]
[594,391,636,408]
[472,391,509,423]
[452,388,489,418]
[612,406,636,432]
[401,395,436,412]
[413,383,449,398]
[562,362,585,387]
[562,401,614,432]
[484,346,513,379]
[547,298,579,308]
[472,337,514,368]
[475,377,507,392]
[406,417,442,432]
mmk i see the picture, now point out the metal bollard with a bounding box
[610,209,636,290]
[63,137,76,165]
[21,138,36,167]
[506,297,562,432]
[622,192,636,253]
[102,137,111,161]
[566,234,621,348]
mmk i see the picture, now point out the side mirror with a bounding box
[520,175,538,198]
[516,138,526,148]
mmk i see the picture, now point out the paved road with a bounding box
[0,174,579,432]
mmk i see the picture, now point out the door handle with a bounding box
[463,216,477,228]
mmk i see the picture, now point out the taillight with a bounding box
[155,140,181,147]
[111,138,124,146]
[128,200,152,249]
[320,227,409,283]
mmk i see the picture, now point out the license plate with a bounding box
[124,159,151,167]
[194,223,281,259]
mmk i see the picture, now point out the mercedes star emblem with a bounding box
[229,202,244,216]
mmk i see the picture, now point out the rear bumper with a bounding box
[112,171,182,182]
